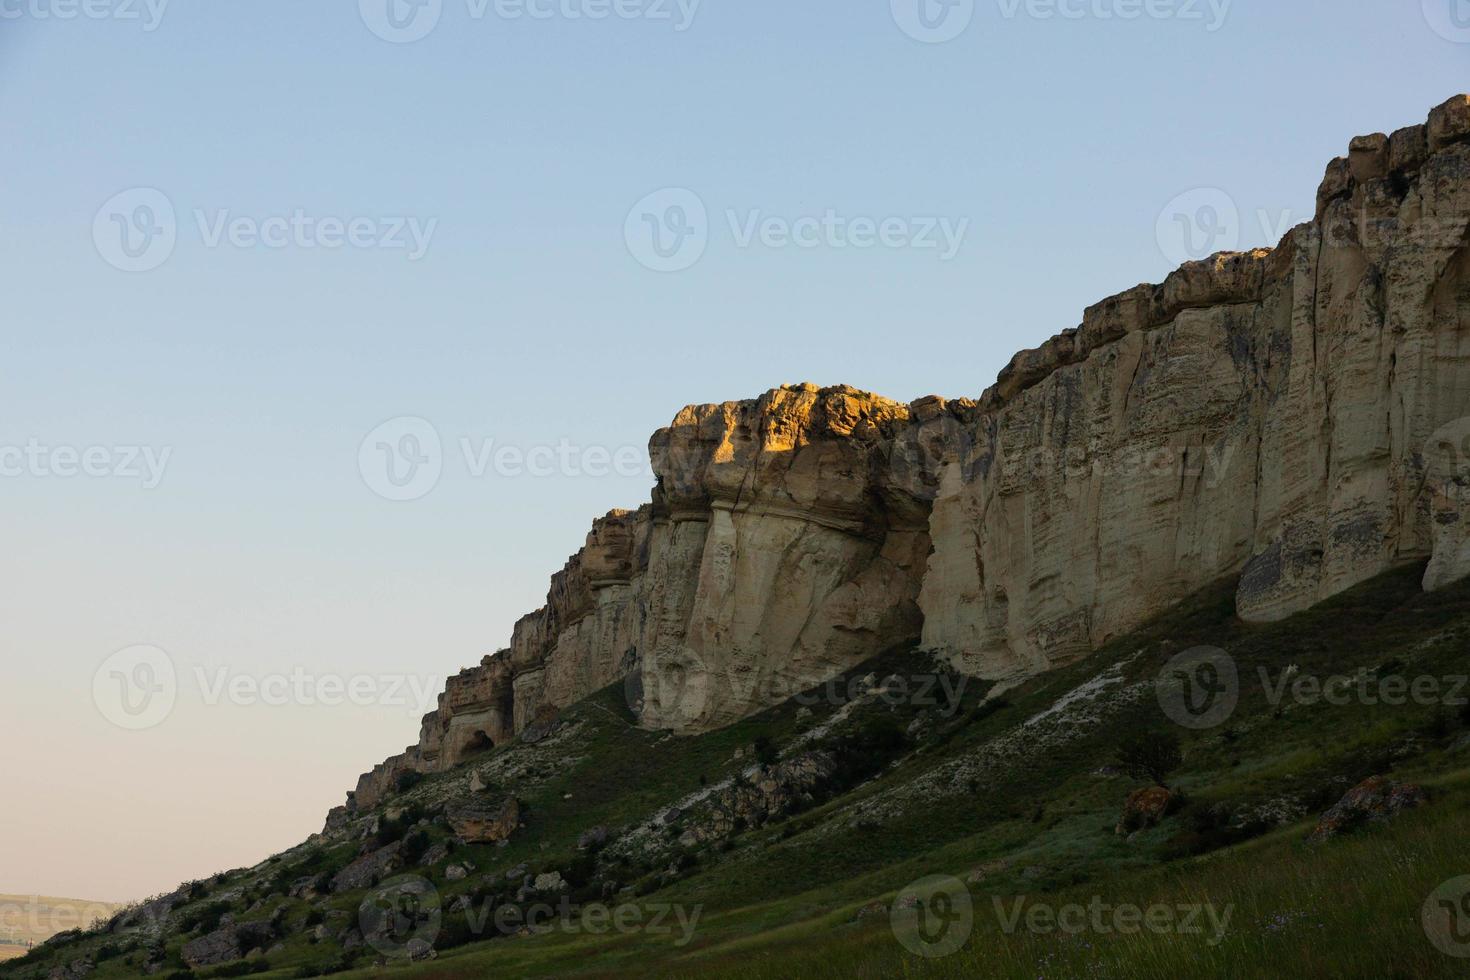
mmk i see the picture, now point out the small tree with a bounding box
[1115,730,1183,788]
[753,735,779,768]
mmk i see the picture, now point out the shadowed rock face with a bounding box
[336,96,1470,820]
[922,94,1470,679]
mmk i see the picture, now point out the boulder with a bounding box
[1429,94,1470,152]
[1389,125,1428,174]
[446,797,521,845]
[330,841,403,893]
[1116,786,1174,835]
[532,872,566,893]
[683,752,836,844]
[181,920,276,968]
[419,840,452,867]
[288,874,328,900]
[1307,776,1427,843]
[46,959,93,980]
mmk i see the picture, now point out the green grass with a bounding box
[367,778,1470,979]
[9,563,1470,979]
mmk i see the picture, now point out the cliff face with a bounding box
[337,96,1470,819]
[340,386,936,814]
[922,95,1470,677]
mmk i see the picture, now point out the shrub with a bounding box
[1114,730,1183,788]
[400,829,431,864]
[821,713,910,792]
[372,806,424,849]
[563,851,598,888]
[179,902,231,935]
[1162,798,1271,859]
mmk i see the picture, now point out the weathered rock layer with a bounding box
[336,96,1470,820]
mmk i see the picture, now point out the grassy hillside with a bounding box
[7,562,1470,979]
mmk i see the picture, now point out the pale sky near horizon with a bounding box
[1,1,1466,904]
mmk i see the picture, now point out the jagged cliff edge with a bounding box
[331,95,1470,827]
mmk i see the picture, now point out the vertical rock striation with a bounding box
[333,96,1470,821]
[920,94,1470,678]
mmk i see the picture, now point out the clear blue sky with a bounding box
[1,1,1465,902]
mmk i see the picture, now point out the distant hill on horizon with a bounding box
[0,894,124,960]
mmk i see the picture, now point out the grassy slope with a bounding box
[7,563,1470,979]
[388,563,1470,979]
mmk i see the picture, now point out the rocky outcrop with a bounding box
[635,386,936,731]
[445,797,521,844]
[678,752,837,845]
[338,386,936,814]
[921,94,1470,677]
[181,920,277,968]
[329,842,403,894]
[336,96,1470,821]
[1116,786,1175,835]
[1307,776,1427,843]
